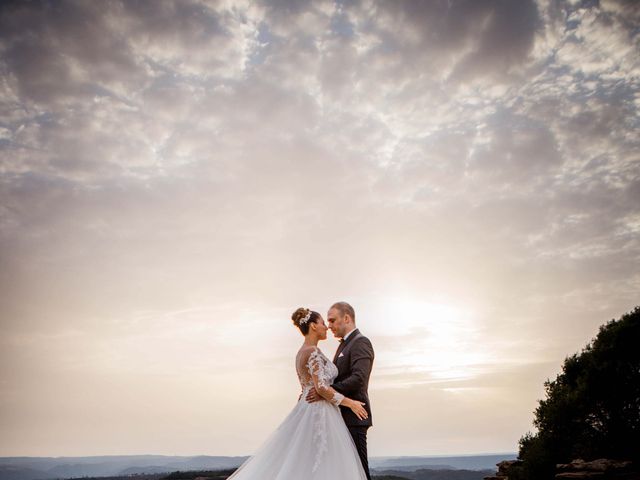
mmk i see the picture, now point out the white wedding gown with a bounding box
[226,346,368,480]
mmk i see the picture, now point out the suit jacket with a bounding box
[332,328,374,427]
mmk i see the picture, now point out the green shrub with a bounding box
[514,307,640,480]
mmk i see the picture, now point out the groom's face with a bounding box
[327,307,348,338]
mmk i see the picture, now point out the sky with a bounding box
[0,0,638,458]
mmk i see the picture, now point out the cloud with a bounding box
[0,0,638,457]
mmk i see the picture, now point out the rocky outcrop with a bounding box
[555,458,637,479]
[483,459,522,480]
[484,457,638,480]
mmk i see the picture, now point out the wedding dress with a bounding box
[226,346,368,479]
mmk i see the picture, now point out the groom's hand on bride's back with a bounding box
[305,387,322,403]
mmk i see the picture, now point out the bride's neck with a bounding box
[303,336,319,347]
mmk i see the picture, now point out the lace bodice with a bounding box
[296,346,344,406]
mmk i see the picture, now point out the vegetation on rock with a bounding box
[511,306,640,479]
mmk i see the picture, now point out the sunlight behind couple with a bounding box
[364,296,489,387]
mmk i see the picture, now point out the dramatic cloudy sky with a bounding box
[1,0,639,458]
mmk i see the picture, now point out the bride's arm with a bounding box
[305,348,368,420]
[306,349,344,406]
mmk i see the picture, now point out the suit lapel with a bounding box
[333,342,345,363]
[333,328,360,363]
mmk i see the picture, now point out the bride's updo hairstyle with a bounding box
[292,307,320,335]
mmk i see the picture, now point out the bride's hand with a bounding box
[345,399,368,420]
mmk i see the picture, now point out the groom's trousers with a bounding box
[348,426,371,480]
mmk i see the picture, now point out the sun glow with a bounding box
[364,296,490,386]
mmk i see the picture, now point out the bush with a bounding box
[514,306,640,480]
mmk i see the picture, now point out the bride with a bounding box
[226,307,370,479]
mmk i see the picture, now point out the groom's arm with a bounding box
[332,337,374,396]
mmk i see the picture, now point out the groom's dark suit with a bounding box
[332,328,374,480]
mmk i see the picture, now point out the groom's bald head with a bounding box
[330,301,355,324]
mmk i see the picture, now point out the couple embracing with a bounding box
[228,301,375,480]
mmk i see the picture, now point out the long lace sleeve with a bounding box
[306,348,345,407]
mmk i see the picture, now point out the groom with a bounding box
[306,301,375,480]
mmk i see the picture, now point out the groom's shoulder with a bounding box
[354,332,374,351]
[355,332,372,344]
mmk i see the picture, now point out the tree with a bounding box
[514,306,640,479]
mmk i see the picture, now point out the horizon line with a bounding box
[0,451,518,459]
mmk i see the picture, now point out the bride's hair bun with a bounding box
[292,307,319,335]
[292,307,310,324]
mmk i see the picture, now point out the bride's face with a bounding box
[312,317,329,340]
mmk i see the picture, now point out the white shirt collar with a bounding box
[343,327,357,341]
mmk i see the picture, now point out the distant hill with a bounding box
[374,477,412,480]
[370,453,516,471]
[373,468,495,480]
[0,455,248,480]
[0,453,512,480]
[0,464,52,480]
